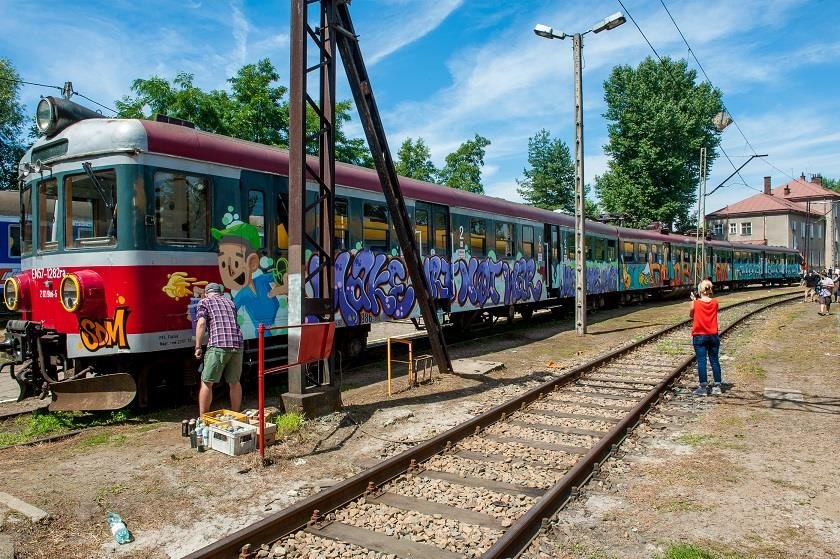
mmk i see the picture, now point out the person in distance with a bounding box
[817,272,834,316]
[689,280,723,397]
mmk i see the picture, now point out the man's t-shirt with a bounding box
[234,273,279,327]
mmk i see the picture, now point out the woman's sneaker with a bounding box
[692,385,708,396]
[711,384,722,396]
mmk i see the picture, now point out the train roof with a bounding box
[21,118,798,256]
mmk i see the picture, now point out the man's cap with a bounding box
[205,282,223,294]
[211,221,261,251]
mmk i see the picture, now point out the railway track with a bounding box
[184,290,799,559]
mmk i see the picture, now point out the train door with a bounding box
[425,203,449,257]
[546,224,560,291]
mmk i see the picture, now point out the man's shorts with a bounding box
[201,347,244,384]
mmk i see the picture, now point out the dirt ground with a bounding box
[534,298,839,558]
[0,287,801,559]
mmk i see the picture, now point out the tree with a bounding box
[516,129,574,211]
[438,134,491,194]
[395,137,437,182]
[821,176,840,192]
[115,58,372,167]
[0,58,27,190]
[595,57,724,228]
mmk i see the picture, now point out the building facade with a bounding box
[706,174,840,270]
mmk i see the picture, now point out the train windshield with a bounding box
[65,168,117,247]
[21,186,33,255]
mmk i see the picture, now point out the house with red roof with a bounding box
[706,174,840,269]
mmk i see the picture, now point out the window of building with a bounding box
[810,223,814,238]
[154,172,209,246]
[247,190,265,248]
[792,221,797,232]
[522,225,534,258]
[335,198,349,252]
[741,222,752,236]
[38,179,59,251]
[713,223,723,236]
[470,218,486,257]
[816,224,822,238]
[729,222,737,235]
[363,201,389,253]
[495,222,513,257]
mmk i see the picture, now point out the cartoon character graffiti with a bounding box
[211,220,287,335]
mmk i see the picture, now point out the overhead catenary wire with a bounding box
[0,74,117,114]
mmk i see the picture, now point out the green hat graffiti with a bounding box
[211,221,261,251]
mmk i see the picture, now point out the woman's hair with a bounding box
[698,279,714,296]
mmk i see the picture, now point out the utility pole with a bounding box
[573,32,587,336]
[694,147,707,287]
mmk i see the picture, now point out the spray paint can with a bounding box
[181,419,189,437]
[188,419,197,448]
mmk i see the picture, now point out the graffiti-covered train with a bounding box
[2,97,801,409]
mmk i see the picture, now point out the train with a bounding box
[2,97,801,410]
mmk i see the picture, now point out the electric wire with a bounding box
[617,0,758,193]
[0,75,117,114]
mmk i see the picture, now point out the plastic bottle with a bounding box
[106,512,132,544]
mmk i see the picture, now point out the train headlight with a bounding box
[60,274,82,312]
[4,277,20,311]
[36,98,57,135]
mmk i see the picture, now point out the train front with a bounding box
[2,97,206,410]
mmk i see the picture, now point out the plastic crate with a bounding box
[242,419,278,446]
[202,409,249,426]
[208,422,256,456]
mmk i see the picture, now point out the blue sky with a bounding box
[1,0,839,214]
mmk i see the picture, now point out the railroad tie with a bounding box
[306,521,464,559]
[368,492,504,531]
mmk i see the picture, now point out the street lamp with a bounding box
[534,12,625,336]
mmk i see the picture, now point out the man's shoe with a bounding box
[711,384,722,396]
[692,385,708,397]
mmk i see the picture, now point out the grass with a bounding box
[657,338,686,356]
[274,411,304,438]
[657,543,719,559]
[737,359,766,380]
[674,433,715,446]
[0,409,134,448]
[654,499,706,513]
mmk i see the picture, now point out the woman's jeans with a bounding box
[692,334,722,385]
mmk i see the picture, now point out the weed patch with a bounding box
[657,543,718,559]
[674,433,715,446]
[0,409,135,448]
[274,412,304,438]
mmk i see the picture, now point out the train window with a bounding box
[551,227,559,263]
[594,238,607,261]
[495,222,513,258]
[433,208,448,255]
[637,243,649,263]
[8,224,20,258]
[522,225,534,258]
[651,244,659,263]
[154,172,209,246]
[622,241,635,263]
[564,231,574,260]
[607,240,616,262]
[247,190,265,249]
[363,201,389,253]
[21,187,32,256]
[585,236,593,261]
[38,179,59,251]
[65,169,118,248]
[335,198,350,252]
[414,206,429,256]
[470,218,486,258]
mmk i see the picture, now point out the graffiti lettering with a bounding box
[79,307,130,352]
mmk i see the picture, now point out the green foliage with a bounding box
[274,411,304,437]
[115,58,372,167]
[438,134,491,194]
[657,543,720,559]
[822,176,840,192]
[0,409,134,448]
[395,137,437,182]
[596,57,724,228]
[516,129,574,211]
[0,58,27,190]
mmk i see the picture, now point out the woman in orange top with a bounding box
[689,279,722,396]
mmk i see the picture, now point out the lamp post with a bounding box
[534,12,625,336]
